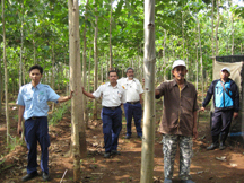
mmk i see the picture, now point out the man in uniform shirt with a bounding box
[117,67,143,139]
[82,70,124,158]
[155,60,198,183]
[17,65,73,182]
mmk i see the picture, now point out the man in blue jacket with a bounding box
[201,67,239,150]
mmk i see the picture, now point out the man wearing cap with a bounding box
[155,60,198,183]
[117,67,143,139]
[201,67,239,150]
[82,70,124,158]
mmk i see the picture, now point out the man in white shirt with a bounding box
[117,67,143,139]
[82,70,124,158]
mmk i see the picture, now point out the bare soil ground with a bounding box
[1,101,244,183]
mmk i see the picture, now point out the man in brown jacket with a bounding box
[155,60,198,183]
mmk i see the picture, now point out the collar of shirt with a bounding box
[107,82,119,88]
[172,79,189,88]
[127,77,136,82]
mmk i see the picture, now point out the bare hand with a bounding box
[200,107,205,111]
[17,124,22,137]
[233,112,238,119]
[69,90,74,99]
[81,87,85,94]
[142,78,145,84]
[193,127,198,140]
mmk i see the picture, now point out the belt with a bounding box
[127,101,140,105]
[28,116,45,120]
[103,106,120,110]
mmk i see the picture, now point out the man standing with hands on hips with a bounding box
[155,60,198,183]
[17,65,73,182]
[117,67,143,139]
[82,70,124,158]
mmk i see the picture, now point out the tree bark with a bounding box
[109,0,113,69]
[93,7,98,120]
[140,0,156,182]
[216,0,220,55]
[69,0,83,181]
[2,0,10,147]
[82,0,89,131]
[231,0,234,55]
[198,18,204,103]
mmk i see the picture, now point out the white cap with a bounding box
[172,60,186,70]
[221,67,230,73]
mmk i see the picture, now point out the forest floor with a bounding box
[1,99,244,183]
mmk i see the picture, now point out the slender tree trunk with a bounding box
[231,0,234,55]
[163,29,167,81]
[87,47,91,92]
[2,0,10,147]
[109,0,113,69]
[69,0,83,181]
[216,0,220,56]
[241,43,243,54]
[19,1,24,89]
[0,67,2,115]
[182,11,185,60]
[211,0,214,56]
[140,0,156,182]
[82,0,89,131]
[33,40,36,65]
[198,18,204,103]
[51,42,55,112]
[93,8,98,120]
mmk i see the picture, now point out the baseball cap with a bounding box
[221,67,230,73]
[127,67,134,72]
[172,60,186,70]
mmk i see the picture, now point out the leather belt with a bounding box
[103,106,120,110]
[29,116,45,120]
[127,101,140,105]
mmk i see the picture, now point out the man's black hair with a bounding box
[29,65,43,74]
[109,70,117,76]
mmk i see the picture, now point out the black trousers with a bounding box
[211,110,234,142]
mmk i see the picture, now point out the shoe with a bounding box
[137,136,142,140]
[182,180,195,183]
[104,152,111,158]
[207,143,219,150]
[164,178,172,183]
[21,171,38,182]
[111,150,121,155]
[42,172,51,181]
[124,136,131,139]
[219,141,226,150]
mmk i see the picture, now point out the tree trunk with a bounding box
[82,0,89,132]
[216,0,220,56]
[231,0,234,55]
[182,10,185,60]
[109,0,113,69]
[93,8,98,120]
[140,0,156,182]
[51,42,55,112]
[198,18,204,103]
[69,0,83,181]
[2,0,10,147]
[211,0,214,56]
[0,67,2,115]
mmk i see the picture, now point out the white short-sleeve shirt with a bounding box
[117,77,143,103]
[93,82,125,107]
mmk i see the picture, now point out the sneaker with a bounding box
[164,178,173,183]
[111,150,121,155]
[124,136,131,139]
[21,171,38,182]
[207,143,219,150]
[137,136,142,140]
[42,172,51,181]
[219,142,226,150]
[104,152,111,158]
[182,180,195,183]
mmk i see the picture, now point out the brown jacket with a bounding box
[156,79,198,137]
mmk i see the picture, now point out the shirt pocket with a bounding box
[37,93,47,106]
[181,95,194,114]
[24,95,33,107]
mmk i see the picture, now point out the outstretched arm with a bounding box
[58,90,73,103]
[82,87,95,98]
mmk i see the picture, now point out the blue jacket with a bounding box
[202,79,239,112]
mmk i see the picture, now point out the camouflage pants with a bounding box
[163,134,193,181]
